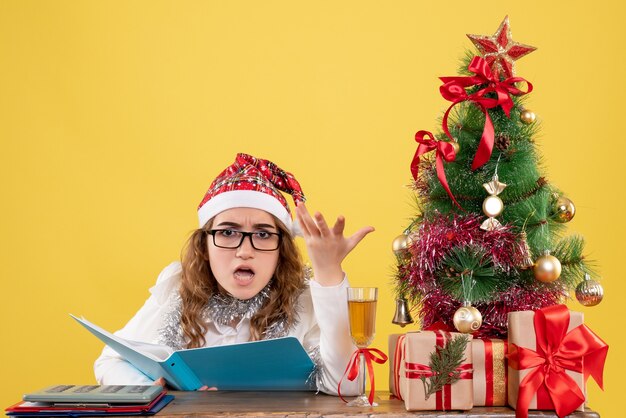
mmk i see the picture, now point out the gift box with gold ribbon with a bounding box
[472,338,508,406]
[507,305,608,418]
[390,330,473,411]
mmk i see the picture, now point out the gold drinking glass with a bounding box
[346,287,378,407]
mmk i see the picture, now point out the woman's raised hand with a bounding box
[295,203,374,286]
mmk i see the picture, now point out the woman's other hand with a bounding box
[155,377,217,391]
[154,377,168,388]
[296,203,374,286]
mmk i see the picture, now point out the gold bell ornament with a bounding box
[533,250,562,283]
[391,297,414,327]
[552,195,576,223]
[519,231,535,269]
[575,273,604,307]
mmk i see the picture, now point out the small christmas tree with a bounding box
[393,16,604,338]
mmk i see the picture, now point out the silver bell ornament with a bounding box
[576,273,604,307]
[391,297,414,327]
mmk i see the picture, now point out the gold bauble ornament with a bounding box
[533,251,562,283]
[520,109,536,124]
[452,303,482,333]
[392,234,413,256]
[552,196,576,223]
[576,273,604,307]
[482,195,504,218]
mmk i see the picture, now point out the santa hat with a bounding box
[197,153,306,235]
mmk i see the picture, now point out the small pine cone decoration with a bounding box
[495,133,511,151]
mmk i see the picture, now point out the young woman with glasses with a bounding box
[94,153,374,395]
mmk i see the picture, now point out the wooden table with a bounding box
[156,391,600,417]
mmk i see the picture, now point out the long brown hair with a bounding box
[179,216,305,348]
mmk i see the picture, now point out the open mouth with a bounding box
[233,268,255,284]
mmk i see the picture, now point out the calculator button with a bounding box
[74,385,99,393]
[46,385,74,393]
[101,385,125,393]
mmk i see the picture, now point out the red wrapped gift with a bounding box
[472,338,508,406]
[507,305,608,418]
[393,330,473,411]
[388,333,403,398]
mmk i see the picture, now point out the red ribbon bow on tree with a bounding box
[439,55,533,170]
[507,304,608,418]
[411,130,460,209]
[338,347,388,406]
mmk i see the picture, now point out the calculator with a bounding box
[23,385,164,404]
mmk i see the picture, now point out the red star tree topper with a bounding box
[467,16,536,78]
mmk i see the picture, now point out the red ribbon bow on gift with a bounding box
[338,347,388,406]
[405,363,474,380]
[411,130,460,209]
[507,304,608,418]
[439,55,533,170]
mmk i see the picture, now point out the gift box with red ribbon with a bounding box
[391,330,473,411]
[388,334,403,399]
[472,338,508,406]
[507,305,608,418]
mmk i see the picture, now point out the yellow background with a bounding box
[1,1,624,415]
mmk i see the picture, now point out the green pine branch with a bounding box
[438,246,497,303]
[553,235,596,288]
[420,335,470,400]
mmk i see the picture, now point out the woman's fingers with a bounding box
[198,386,218,391]
[154,377,167,388]
[297,203,323,237]
[347,226,376,250]
[300,205,372,245]
[314,212,330,236]
[295,204,313,236]
[332,216,346,236]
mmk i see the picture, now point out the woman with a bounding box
[94,153,374,395]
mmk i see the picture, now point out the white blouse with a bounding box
[94,262,359,395]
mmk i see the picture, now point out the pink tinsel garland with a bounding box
[399,213,562,338]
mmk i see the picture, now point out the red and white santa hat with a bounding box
[197,153,306,235]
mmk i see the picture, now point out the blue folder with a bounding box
[71,316,315,391]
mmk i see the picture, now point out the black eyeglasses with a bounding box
[206,229,282,251]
